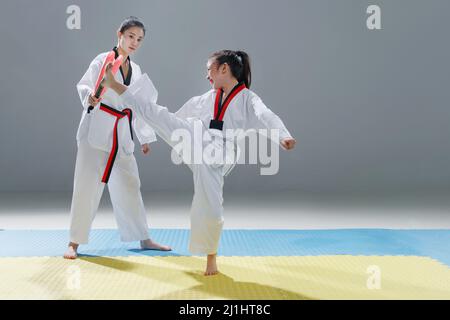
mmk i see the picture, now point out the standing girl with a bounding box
[64,17,171,259]
[102,50,296,275]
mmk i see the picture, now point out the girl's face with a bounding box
[118,26,144,55]
[206,58,228,89]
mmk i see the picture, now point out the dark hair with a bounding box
[119,16,146,36]
[210,50,252,88]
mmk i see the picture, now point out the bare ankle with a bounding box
[68,242,79,249]
[207,254,217,264]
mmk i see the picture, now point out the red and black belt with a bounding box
[209,82,246,131]
[99,103,133,184]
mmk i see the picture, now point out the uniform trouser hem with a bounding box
[189,244,219,255]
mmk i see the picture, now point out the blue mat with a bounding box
[0,229,449,267]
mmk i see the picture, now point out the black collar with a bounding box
[113,47,132,86]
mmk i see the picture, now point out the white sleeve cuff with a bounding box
[123,73,158,103]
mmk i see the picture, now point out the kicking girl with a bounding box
[102,50,296,275]
[64,16,171,259]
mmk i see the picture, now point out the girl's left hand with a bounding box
[141,143,151,155]
[281,138,296,150]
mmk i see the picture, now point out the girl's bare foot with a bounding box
[140,239,172,251]
[205,254,219,276]
[64,242,79,259]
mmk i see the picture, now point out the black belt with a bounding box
[98,103,133,184]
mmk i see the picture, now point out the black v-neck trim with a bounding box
[209,82,246,130]
[113,47,132,86]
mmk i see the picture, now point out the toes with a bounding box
[204,269,218,276]
[64,251,77,259]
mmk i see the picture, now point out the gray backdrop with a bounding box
[1,0,449,194]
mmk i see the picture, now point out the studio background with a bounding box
[1,0,449,197]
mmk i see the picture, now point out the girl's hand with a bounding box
[88,93,101,106]
[101,63,116,88]
[281,137,296,150]
[141,143,151,155]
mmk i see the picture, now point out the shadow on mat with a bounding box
[78,255,184,281]
[127,249,182,257]
[151,256,313,300]
[155,271,312,300]
[78,256,311,299]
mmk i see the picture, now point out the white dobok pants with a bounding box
[69,136,150,244]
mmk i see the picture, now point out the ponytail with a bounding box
[235,51,251,89]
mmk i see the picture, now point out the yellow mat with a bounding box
[1,256,449,299]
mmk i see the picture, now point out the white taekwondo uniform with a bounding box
[69,48,157,244]
[119,73,292,254]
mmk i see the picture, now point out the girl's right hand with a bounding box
[88,93,101,106]
[101,63,116,88]
[281,137,296,150]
